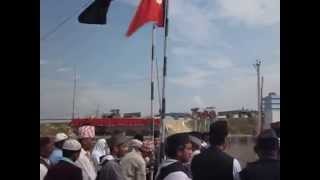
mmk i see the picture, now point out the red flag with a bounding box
[126,0,164,37]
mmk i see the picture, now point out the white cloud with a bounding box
[40,59,48,65]
[170,0,222,47]
[56,67,72,72]
[193,95,205,107]
[40,78,155,118]
[215,0,280,26]
[207,58,234,69]
[169,66,213,88]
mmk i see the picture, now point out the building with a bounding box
[217,109,257,120]
[262,92,280,129]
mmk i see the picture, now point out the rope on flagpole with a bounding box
[40,0,92,41]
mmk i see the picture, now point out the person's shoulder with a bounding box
[59,160,81,170]
[164,171,190,180]
[123,151,143,161]
[104,159,119,168]
[219,149,235,160]
[191,148,209,162]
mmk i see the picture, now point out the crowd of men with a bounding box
[40,120,280,180]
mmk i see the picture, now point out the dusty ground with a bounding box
[225,139,257,168]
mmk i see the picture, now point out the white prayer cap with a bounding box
[189,135,202,147]
[97,138,106,144]
[55,133,68,143]
[62,139,82,151]
[130,139,143,148]
[78,126,95,138]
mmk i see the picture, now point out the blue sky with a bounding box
[40,0,280,118]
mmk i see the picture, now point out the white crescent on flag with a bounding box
[156,0,162,5]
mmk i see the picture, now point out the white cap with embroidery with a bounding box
[62,139,82,151]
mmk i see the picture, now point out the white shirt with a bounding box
[163,171,190,180]
[40,164,47,180]
[155,159,191,180]
[233,159,242,180]
[40,157,50,180]
[75,149,97,180]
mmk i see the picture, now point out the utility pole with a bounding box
[96,104,100,118]
[253,60,262,136]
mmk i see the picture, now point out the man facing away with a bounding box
[120,139,147,180]
[155,133,193,180]
[191,120,242,180]
[91,138,107,171]
[40,137,54,180]
[96,133,130,180]
[49,132,68,165]
[240,129,280,180]
[75,126,97,180]
[44,139,83,180]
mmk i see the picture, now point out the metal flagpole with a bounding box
[150,24,156,180]
[72,66,77,120]
[160,0,169,163]
[151,24,155,139]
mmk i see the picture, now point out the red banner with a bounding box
[70,118,160,127]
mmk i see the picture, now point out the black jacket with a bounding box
[240,159,280,180]
[191,146,234,180]
[44,160,82,180]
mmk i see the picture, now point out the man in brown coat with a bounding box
[45,139,83,180]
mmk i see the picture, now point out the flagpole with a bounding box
[149,24,156,180]
[151,24,155,142]
[160,0,169,163]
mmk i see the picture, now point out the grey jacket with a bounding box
[97,157,125,180]
[120,149,146,180]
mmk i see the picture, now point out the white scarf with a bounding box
[91,139,107,170]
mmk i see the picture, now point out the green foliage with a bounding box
[40,123,73,137]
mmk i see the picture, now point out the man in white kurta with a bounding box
[75,125,97,180]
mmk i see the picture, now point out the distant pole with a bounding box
[261,76,264,132]
[96,104,100,118]
[72,66,77,120]
[253,60,262,136]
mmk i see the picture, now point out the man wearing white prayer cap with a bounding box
[49,132,69,165]
[45,139,82,180]
[120,139,147,180]
[75,125,97,180]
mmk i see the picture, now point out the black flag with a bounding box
[78,0,112,25]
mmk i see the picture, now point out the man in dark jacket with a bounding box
[155,133,193,180]
[240,129,280,180]
[45,139,83,180]
[96,133,130,180]
[191,121,241,180]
